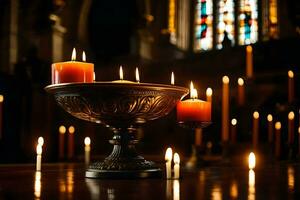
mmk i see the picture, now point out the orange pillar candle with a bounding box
[237,78,245,106]
[288,70,294,104]
[252,111,259,148]
[58,125,66,159]
[67,126,75,160]
[275,122,281,158]
[52,48,94,84]
[177,82,211,122]
[267,114,273,143]
[246,45,253,79]
[222,76,230,142]
[231,118,237,144]
[288,111,295,145]
[0,95,3,140]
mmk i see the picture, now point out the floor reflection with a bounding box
[58,166,74,200]
[34,171,42,199]
[248,169,255,200]
[173,180,180,200]
[287,166,294,192]
[211,184,222,200]
[230,181,238,199]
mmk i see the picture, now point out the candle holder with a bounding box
[178,121,211,169]
[45,82,188,178]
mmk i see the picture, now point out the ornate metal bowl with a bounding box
[45,82,189,179]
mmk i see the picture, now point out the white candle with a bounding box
[206,87,212,103]
[36,144,42,171]
[135,67,140,83]
[171,72,175,85]
[231,118,237,144]
[84,137,91,166]
[173,153,180,179]
[165,147,172,179]
[38,137,44,147]
[248,152,256,170]
[119,65,124,80]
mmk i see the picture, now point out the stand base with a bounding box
[86,168,162,179]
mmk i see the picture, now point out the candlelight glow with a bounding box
[267,114,273,122]
[0,95,3,102]
[71,48,76,61]
[248,152,256,169]
[288,166,295,191]
[248,169,255,200]
[211,184,222,200]
[173,180,180,200]
[298,127,300,134]
[34,171,41,198]
[246,45,252,52]
[238,78,244,86]
[38,137,44,146]
[119,66,124,80]
[222,76,229,84]
[230,182,238,199]
[275,122,281,130]
[171,72,175,85]
[165,147,173,161]
[82,51,86,62]
[288,111,295,120]
[206,87,213,96]
[288,70,294,78]
[253,111,259,119]
[84,137,91,146]
[59,125,66,134]
[68,126,75,134]
[174,153,180,164]
[36,144,42,155]
[135,67,140,83]
[231,118,237,126]
[190,82,198,99]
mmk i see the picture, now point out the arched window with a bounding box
[216,0,235,49]
[238,0,258,45]
[194,0,213,51]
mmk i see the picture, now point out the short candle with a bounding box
[173,153,180,179]
[36,144,42,171]
[165,147,173,179]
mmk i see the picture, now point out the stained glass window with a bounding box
[216,0,235,49]
[238,0,258,45]
[194,0,213,51]
[168,0,177,44]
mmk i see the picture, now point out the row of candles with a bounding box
[35,134,91,171]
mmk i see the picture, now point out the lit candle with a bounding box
[67,126,75,160]
[0,95,3,140]
[36,144,42,171]
[288,111,295,145]
[246,45,253,79]
[252,111,259,148]
[177,82,211,122]
[84,137,91,167]
[275,122,281,158]
[165,147,172,179]
[93,72,96,82]
[231,118,237,144]
[222,76,230,142]
[135,67,140,83]
[267,114,273,143]
[51,48,94,84]
[288,70,294,103]
[59,125,66,159]
[120,65,124,80]
[38,137,44,147]
[237,78,245,106]
[173,153,180,179]
[206,87,212,103]
[248,152,256,170]
[171,72,175,85]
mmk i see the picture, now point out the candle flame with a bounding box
[267,114,273,122]
[288,111,295,120]
[222,76,229,84]
[82,51,86,62]
[59,125,66,134]
[38,137,44,146]
[231,118,237,126]
[84,137,91,146]
[0,95,3,103]
[171,72,175,85]
[71,48,76,61]
[275,122,281,130]
[248,152,256,169]
[119,66,124,80]
[135,67,140,83]
[190,81,198,99]
[68,126,75,134]
[36,144,42,155]
[238,78,244,86]
[174,153,180,164]
[206,87,212,96]
[288,70,294,78]
[246,45,252,52]
[165,147,173,162]
[253,111,259,119]
[93,72,96,81]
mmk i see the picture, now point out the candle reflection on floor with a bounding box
[211,184,222,200]
[34,171,41,199]
[173,180,180,200]
[107,188,115,200]
[166,180,172,199]
[85,179,101,200]
[287,166,294,192]
[230,181,238,199]
[248,169,255,200]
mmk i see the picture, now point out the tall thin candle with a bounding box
[246,46,253,79]
[67,126,75,160]
[237,78,245,106]
[252,111,259,148]
[165,147,172,179]
[288,70,294,104]
[58,125,66,159]
[222,76,230,142]
[0,95,3,140]
[275,122,281,158]
[267,114,273,143]
[288,111,295,145]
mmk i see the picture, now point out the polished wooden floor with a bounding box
[0,162,299,199]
